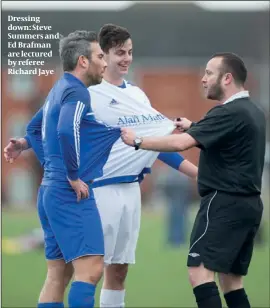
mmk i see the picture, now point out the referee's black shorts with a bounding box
[187,190,263,275]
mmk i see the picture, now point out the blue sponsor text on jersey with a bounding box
[117,113,166,126]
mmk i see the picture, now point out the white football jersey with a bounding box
[89,79,175,187]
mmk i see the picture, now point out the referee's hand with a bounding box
[174,117,192,132]
[68,178,90,202]
[121,127,136,146]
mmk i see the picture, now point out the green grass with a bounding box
[2,210,270,307]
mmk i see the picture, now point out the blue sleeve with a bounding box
[24,134,32,148]
[158,152,184,170]
[57,87,90,180]
[25,107,45,166]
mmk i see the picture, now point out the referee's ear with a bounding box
[223,72,234,86]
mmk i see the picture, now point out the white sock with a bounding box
[100,289,126,308]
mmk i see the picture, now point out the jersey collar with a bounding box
[118,80,126,88]
[223,90,250,105]
[102,79,127,88]
[64,72,86,88]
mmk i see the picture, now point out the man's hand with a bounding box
[68,178,90,202]
[174,118,192,132]
[121,128,136,146]
[3,138,24,163]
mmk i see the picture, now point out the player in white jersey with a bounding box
[90,24,198,308]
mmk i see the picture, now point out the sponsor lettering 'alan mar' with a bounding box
[117,113,166,126]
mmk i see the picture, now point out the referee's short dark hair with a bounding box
[211,52,247,86]
[59,30,98,72]
[98,24,131,53]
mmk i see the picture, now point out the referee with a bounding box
[121,52,266,308]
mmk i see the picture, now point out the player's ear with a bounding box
[78,55,89,69]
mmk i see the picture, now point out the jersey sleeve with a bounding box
[158,152,185,170]
[186,106,235,149]
[25,107,45,166]
[57,87,91,180]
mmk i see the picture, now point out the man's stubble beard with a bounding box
[207,75,225,101]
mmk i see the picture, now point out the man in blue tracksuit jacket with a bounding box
[4,30,120,308]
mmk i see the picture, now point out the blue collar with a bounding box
[63,72,86,88]
[118,80,126,89]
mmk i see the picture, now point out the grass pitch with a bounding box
[2,209,269,307]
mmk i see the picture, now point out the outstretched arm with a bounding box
[3,107,44,165]
[178,159,198,178]
[121,128,198,152]
[158,152,197,178]
[121,107,233,152]
[3,137,29,163]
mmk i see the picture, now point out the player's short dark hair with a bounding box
[98,24,131,53]
[59,30,98,71]
[211,52,247,85]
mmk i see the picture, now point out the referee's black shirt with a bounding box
[187,93,266,197]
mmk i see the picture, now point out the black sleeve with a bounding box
[186,106,235,149]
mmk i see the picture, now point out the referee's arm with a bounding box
[137,133,198,152]
[121,106,234,152]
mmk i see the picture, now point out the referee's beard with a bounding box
[207,75,224,101]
